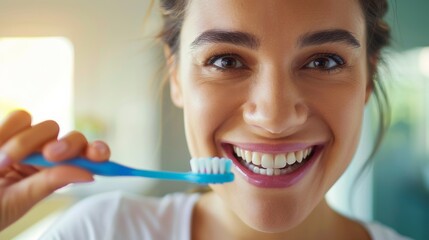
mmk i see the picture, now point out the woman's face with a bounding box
[169,0,369,232]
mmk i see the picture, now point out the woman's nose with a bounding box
[243,72,308,136]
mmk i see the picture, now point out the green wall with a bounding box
[373,1,429,239]
[387,0,429,51]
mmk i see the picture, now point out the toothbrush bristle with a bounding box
[204,158,212,174]
[190,157,232,174]
[212,157,219,174]
[190,159,198,173]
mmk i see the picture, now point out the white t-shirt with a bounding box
[41,191,412,240]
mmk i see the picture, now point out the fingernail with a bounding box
[67,178,95,185]
[77,176,95,183]
[50,141,68,156]
[92,142,107,155]
[0,151,12,168]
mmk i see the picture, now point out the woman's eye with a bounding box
[305,54,345,71]
[209,55,244,70]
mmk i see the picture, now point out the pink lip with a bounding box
[226,142,315,154]
[221,142,323,188]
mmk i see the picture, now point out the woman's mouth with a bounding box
[222,143,323,188]
[233,145,314,176]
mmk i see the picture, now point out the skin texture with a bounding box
[168,0,372,239]
[0,110,111,231]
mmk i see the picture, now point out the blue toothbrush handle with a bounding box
[22,154,234,184]
[23,154,136,176]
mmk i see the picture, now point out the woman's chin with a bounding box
[235,199,308,233]
[215,185,313,234]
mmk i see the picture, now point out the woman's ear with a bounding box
[164,46,183,108]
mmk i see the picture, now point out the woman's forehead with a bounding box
[182,0,365,47]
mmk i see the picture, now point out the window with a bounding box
[0,37,74,136]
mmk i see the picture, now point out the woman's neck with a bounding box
[191,191,370,240]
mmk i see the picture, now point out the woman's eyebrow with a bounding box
[298,29,361,48]
[190,30,260,50]
[189,29,360,50]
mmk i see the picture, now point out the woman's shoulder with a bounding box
[363,222,413,240]
[41,191,200,240]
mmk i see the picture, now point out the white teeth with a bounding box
[236,147,242,157]
[253,166,260,173]
[233,145,315,176]
[251,152,261,165]
[286,152,296,165]
[261,154,274,168]
[244,150,252,163]
[296,150,303,163]
[274,154,287,168]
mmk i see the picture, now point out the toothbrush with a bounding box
[22,154,234,184]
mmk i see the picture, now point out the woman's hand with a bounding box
[0,110,110,231]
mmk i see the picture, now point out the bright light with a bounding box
[420,47,429,79]
[0,37,74,136]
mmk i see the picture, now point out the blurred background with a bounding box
[0,0,428,239]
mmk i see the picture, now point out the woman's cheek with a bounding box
[179,68,252,157]
[182,79,242,157]
[313,83,366,181]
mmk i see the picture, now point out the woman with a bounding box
[0,0,411,239]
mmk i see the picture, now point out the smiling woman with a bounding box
[0,0,413,239]
[170,0,375,237]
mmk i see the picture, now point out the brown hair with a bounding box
[358,0,391,162]
[157,0,188,55]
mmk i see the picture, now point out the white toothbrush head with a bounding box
[189,157,234,184]
[190,157,232,174]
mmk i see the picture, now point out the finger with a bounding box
[0,165,38,186]
[1,166,93,229]
[0,110,32,146]
[0,177,16,188]
[42,131,88,162]
[4,170,25,181]
[7,166,93,202]
[10,164,39,176]
[0,120,60,167]
[84,140,111,162]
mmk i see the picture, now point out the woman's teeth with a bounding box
[233,146,313,176]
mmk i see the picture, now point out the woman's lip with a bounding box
[222,141,319,154]
[221,143,324,188]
